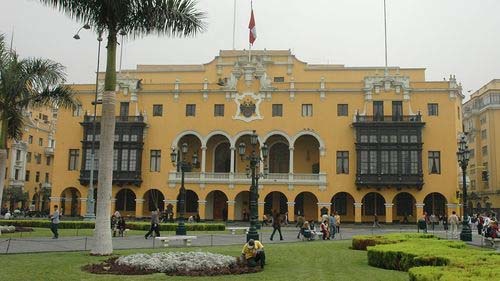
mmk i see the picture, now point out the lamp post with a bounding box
[74,25,103,221]
[457,133,472,241]
[170,143,198,235]
[238,130,269,242]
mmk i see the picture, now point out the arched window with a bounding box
[116,189,136,212]
[214,143,231,173]
[269,143,289,173]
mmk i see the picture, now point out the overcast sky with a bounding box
[2,0,500,100]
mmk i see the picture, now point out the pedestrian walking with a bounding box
[335,212,341,234]
[373,214,381,228]
[329,212,336,239]
[442,214,448,231]
[449,211,460,239]
[50,205,60,239]
[145,209,161,239]
[296,212,304,239]
[270,211,283,241]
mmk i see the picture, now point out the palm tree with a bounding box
[39,0,206,255]
[0,33,77,216]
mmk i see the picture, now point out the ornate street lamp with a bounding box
[457,133,472,241]
[238,130,268,242]
[171,143,198,235]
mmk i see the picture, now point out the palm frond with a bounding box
[5,106,25,141]
[30,85,79,110]
[126,0,206,38]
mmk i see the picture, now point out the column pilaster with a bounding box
[258,201,265,221]
[135,198,145,218]
[201,146,207,174]
[384,203,394,224]
[78,198,87,217]
[354,202,363,223]
[286,201,295,222]
[227,200,235,221]
[197,200,206,220]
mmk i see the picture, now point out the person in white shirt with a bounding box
[4,211,11,220]
[449,211,460,239]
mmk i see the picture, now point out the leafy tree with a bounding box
[39,0,206,255]
[0,33,77,217]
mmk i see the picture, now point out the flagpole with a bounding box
[249,0,253,62]
[383,0,388,76]
[233,0,237,50]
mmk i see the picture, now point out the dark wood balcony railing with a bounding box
[79,170,142,186]
[354,114,422,123]
[82,115,145,123]
[355,174,424,190]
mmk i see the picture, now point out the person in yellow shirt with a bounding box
[241,239,265,268]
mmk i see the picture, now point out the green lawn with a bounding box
[0,240,407,281]
[1,228,237,238]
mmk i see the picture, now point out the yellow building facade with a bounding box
[3,106,57,213]
[463,79,500,215]
[51,50,464,223]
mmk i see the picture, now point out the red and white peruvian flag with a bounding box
[248,8,257,45]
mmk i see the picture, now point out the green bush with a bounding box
[352,233,435,250]
[0,220,225,231]
[353,234,500,281]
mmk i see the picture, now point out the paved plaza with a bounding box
[0,224,489,254]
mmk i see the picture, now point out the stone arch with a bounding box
[203,130,232,147]
[205,132,232,173]
[205,190,229,221]
[233,130,263,147]
[177,189,199,217]
[423,192,447,217]
[262,130,293,145]
[331,192,355,222]
[171,130,204,149]
[60,187,81,217]
[234,191,250,221]
[294,192,319,221]
[392,192,417,223]
[116,189,136,215]
[292,130,326,150]
[361,192,386,222]
[264,191,288,216]
[234,132,261,173]
[293,134,320,174]
[143,189,165,213]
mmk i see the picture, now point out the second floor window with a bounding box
[68,149,79,171]
[45,172,49,183]
[481,129,487,139]
[38,138,43,146]
[186,104,196,116]
[35,153,41,164]
[337,104,348,116]
[15,150,21,161]
[153,104,163,116]
[46,156,51,166]
[373,101,384,120]
[120,102,129,117]
[302,104,313,117]
[428,151,441,174]
[272,104,283,117]
[428,103,439,116]
[26,152,31,163]
[336,151,349,174]
[392,101,403,121]
[150,150,161,172]
[25,170,30,181]
[28,135,33,144]
[35,171,40,183]
[214,104,224,117]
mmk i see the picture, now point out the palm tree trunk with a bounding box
[0,118,8,210]
[91,30,117,256]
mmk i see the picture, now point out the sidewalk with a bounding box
[0,225,490,254]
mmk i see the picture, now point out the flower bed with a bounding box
[83,251,261,276]
[353,234,500,281]
[0,220,224,231]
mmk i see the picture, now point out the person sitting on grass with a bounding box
[241,239,265,269]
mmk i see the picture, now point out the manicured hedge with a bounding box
[352,233,435,250]
[353,234,500,281]
[0,220,225,231]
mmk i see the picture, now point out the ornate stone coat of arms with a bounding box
[233,92,264,122]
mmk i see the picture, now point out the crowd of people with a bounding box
[417,211,499,239]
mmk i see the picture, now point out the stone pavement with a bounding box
[0,224,491,254]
